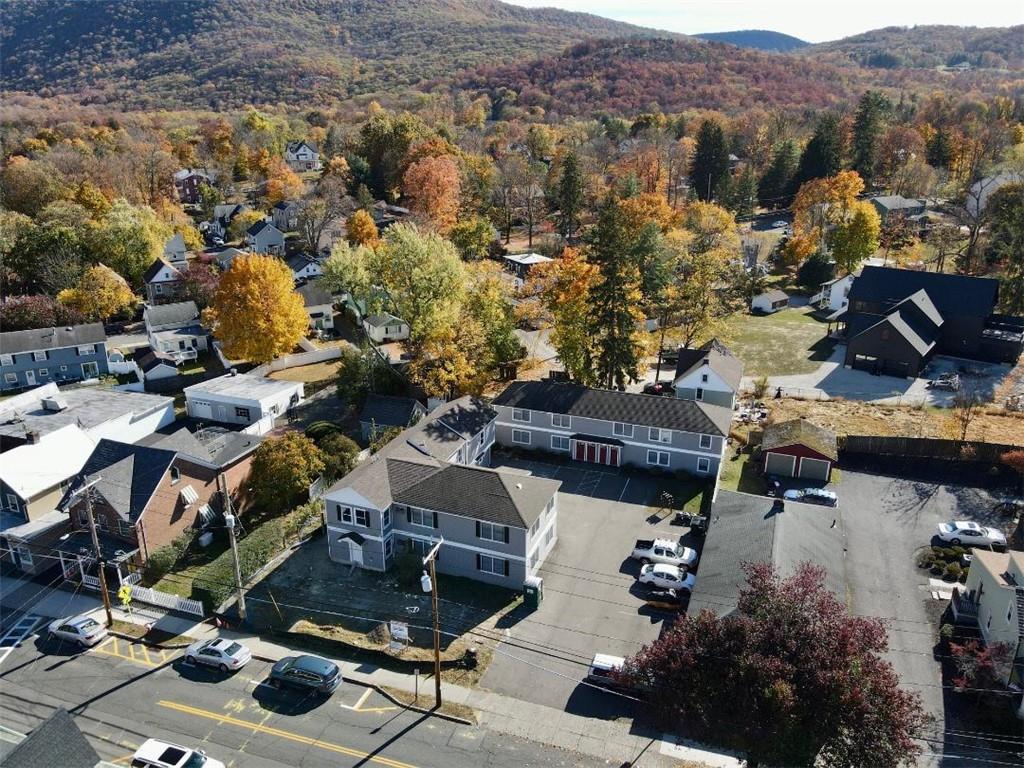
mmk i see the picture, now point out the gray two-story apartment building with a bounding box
[0,324,109,392]
[323,397,560,587]
[491,380,732,479]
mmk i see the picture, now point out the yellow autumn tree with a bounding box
[402,155,461,234]
[205,254,308,363]
[57,263,138,322]
[265,159,304,205]
[346,209,379,247]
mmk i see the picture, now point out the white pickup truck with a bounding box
[631,538,698,567]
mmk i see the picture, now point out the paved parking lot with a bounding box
[482,456,698,714]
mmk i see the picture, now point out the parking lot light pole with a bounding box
[421,538,444,707]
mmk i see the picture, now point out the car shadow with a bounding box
[251,680,333,715]
[173,658,238,684]
[564,683,639,720]
[617,558,641,577]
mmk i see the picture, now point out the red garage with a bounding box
[761,418,838,482]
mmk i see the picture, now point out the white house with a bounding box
[245,220,285,255]
[287,253,323,282]
[503,252,553,287]
[284,140,321,172]
[212,247,246,271]
[671,339,743,410]
[296,282,335,331]
[143,301,208,362]
[813,273,857,314]
[142,258,184,305]
[751,289,789,314]
[364,313,410,344]
[184,372,304,431]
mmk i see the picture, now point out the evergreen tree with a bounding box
[732,165,758,218]
[926,127,953,169]
[851,91,890,188]
[758,140,799,209]
[557,151,584,238]
[690,120,730,202]
[586,196,646,390]
[792,114,844,193]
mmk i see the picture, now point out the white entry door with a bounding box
[25,370,36,386]
[349,540,363,566]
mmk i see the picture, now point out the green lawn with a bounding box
[718,450,767,495]
[177,350,221,377]
[720,305,834,377]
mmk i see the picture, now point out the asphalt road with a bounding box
[0,628,603,768]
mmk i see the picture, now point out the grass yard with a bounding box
[720,305,834,377]
[718,449,767,495]
[269,359,343,383]
[177,350,221,377]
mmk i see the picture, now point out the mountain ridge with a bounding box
[694,29,809,52]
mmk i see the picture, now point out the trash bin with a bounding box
[523,576,543,609]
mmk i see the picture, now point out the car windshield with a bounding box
[182,754,207,768]
[76,618,99,630]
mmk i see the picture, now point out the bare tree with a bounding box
[948,388,983,442]
[298,175,349,254]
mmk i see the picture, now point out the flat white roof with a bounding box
[0,423,96,499]
[184,372,301,401]
[504,252,553,266]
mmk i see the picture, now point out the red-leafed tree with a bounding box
[0,294,84,331]
[949,639,1015,709]
[622,562,930,767]
[179,261,220,309]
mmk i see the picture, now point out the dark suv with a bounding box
[268,655,342,695]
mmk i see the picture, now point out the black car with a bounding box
[268,655,342,695]
[642,382,674,397]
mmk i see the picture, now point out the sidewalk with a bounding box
[7,586,681,768]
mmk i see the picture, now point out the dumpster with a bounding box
[523,576,543,609]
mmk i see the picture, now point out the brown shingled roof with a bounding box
[762,418,838,461]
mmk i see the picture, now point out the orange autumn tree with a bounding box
[346,208,380,247]
[402,154,461,234]
[785,170,866,267]
[205,254,307,363]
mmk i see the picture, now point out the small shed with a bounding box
[761,418,838,482]
[359,394,426,441]
[751,289,789,314]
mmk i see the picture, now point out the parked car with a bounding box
[638,563,696,592]
[184,638,252,672]
[771,220,789,228]
[783,488,838,507]
[131,739,224,768]
[936,521,1006,548]
[585,653,626,689]
[47,615,108,648]
[642,382,674,397]
[643,588,687,612]
[269,654,342,695]
[631,538,698,567]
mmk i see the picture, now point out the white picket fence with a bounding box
[128,584,204,616]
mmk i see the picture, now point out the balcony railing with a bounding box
[950,587,979,624]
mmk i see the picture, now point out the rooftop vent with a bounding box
[41,396,68,412]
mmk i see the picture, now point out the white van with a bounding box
[586,653,626,688]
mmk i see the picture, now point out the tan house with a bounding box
[953,548,1024,692]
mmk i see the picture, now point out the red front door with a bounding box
[586,444,596,463]
[598,445,607,464]
[574,442,585,461]
[608,447,619,466]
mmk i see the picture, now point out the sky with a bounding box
[505,0,1023,43]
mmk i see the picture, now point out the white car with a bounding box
[586,653,626,688]
[771,220,789,228]
[936,521,1005,548]
[638,563,696,592]
[131,739,224,768]
[631,538,698,567]
[48,615,108,647]
[184,638,252,672]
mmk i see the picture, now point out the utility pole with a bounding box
[421,538,444,707]
[219,474,246,622]
[72,478,112,628]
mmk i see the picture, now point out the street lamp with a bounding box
[421,538,443,707]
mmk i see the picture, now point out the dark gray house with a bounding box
[492,380,731,479]
[0,324,108,391]
[841,266,1024,377]
[868,195,926,223]
[323,397,561,586]
[359,394,427,442]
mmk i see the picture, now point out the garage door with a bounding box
[190,399,212,419]
[880,359,911,378]
[798,457,831,481]
[852,354,878,373]
[765,452,796,477]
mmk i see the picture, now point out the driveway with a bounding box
[837,467,1017,766]
[742,345,1014,406]
[482,455,694,715]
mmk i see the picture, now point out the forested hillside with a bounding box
[455,37,1021,118]
[694,30,809,52]
[0,0,661,110]
[809,25,1024,69]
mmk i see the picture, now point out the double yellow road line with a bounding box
[157,700,418,768]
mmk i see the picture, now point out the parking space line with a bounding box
[157,700,416,768]
[617,478,630,502]
[341,688,397,713]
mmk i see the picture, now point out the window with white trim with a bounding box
[699,434,713,449]
[512,408,530,423]
[0,354,13,366]
[4,373,16,383]
[477,521,508,543]
[612,422,633,437]
[697,457,711,473]
[701,373,708,382]
[649,427,670,443]
[407,507,437,528]
[77,509,88,527]
[77,345,95,356]
[695,387,704,401]
[38,368,49,377]
[382,508,391,529]
[32,351,47,362]
[477,554,508,576]
[551,413,570,428]
[384,537,393,558]
[235,406,251,420]
[337,505,353,524]
[550,435,570,451]
[511,429,530,445]
[354,508,368,527]
[647,450,669,467]
[6,493,18,511]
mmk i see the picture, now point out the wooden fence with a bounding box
[840,435,1018,463]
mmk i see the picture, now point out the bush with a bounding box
[319,432,360,481]
[944,563,963,581]
[145,531,194,583]
[752,375,769,400]
[192,518,286,611]
[916,552,934,569]
[393,552,422,589]
[929,562,945,576]
[305,420,345,442]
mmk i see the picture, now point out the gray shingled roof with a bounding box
[139,421,263,468]
[296,281,333,307]
[688,490,846,617]
[762,418,838,461]
[1,323,106,355]
[0,708,100,768]
[143,256,181,283]
[672,339,743,391]
[492,381,731,437]
[135,346,178,373]
[360,394,423,429]
[247,219,272,236]
[144,301,199,329]
[848,266,999,319]
[59,439,177,523]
